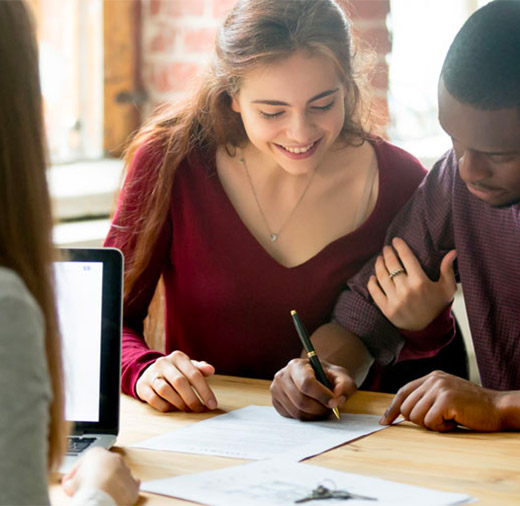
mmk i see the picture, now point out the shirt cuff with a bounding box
[397,303,455,360]
[70,487,117,506]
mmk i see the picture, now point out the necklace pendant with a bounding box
[270,233,278,242]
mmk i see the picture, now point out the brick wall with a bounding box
[141,0,236,114]
[141,0,391,130]
[347,0,392,130]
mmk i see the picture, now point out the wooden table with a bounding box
[51,375,520,505]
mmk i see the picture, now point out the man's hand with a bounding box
[270,322,373,421]
[380,370,509,432]
[270,358,356,420]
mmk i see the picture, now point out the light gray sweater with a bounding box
[0,268,116,506]
[0,267,51,505]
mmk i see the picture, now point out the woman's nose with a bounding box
[285,113,314,143]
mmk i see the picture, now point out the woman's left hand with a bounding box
[62,447,140,505]
[367,237,457,330]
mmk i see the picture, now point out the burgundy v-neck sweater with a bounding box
[105,138,428,397]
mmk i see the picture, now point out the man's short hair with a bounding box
[441,0,520,110]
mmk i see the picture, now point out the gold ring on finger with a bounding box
[388,268,406,280]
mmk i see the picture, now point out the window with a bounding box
[29,0,140,245]
[388,0,492,168]
[31,0,103,163]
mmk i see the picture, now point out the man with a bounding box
[271,0,520,432]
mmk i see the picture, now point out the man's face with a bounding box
[438,79,520,208]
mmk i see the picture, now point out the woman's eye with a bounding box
[312,101,335,112]
[259,110,284,119]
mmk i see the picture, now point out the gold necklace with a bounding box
[240,154,317,242]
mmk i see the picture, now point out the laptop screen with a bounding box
[54,248,123,435]
[55,260,104,422]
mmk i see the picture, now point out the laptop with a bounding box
[53,247,123,473]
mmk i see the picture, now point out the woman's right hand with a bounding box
[135,350,218,412]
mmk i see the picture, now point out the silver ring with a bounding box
[388,268,406,280]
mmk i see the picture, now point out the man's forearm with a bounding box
[496,391,520,430]
[308,322,374,387]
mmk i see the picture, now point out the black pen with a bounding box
[290,310,341,420]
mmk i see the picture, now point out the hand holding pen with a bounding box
[290,310,341,420]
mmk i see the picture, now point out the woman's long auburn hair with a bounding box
[0,1,67,470]
[120,0,375,304]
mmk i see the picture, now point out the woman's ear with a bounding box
[231,95,241,113]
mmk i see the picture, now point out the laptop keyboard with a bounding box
[66,436,97,455]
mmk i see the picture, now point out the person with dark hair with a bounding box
[0,1,140,504]
[105,0,465,413]
[271,0,520,432]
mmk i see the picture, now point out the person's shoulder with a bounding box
[127,138,168,175]
[0,267,40,313]
[129,138,213,179]
[401,149,457,208]
[0,267,44,357]
[430,148,457,174]
[370,136,426,176]
[418,149,458,190]
[162,144,216,189]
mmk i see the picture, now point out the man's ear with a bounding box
[231,95,241,113]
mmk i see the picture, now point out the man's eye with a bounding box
[488,154,517,163]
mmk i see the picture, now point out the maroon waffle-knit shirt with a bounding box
[335,149,520,391]
[105,139,429,398]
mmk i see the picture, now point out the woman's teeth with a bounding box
[281,142,314,154]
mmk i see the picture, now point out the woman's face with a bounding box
[231,50,347,175]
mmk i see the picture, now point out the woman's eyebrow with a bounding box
[250,88,340,106]
[308,88,339,103]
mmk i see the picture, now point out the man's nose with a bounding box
[458,150,492,183]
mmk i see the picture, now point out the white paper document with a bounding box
[142,460,473,506]
[131,405,386,461]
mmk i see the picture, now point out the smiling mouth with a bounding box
[278,141,317,154]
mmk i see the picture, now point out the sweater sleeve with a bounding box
[70,487,117,506]
[397,303,455,362]
[0,269,52,506]
[104,144,172,397]
[333,151,457,365]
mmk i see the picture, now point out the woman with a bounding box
[0,2,139,504]
[106,0,464,413]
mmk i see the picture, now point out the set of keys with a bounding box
[295,484,377,503]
